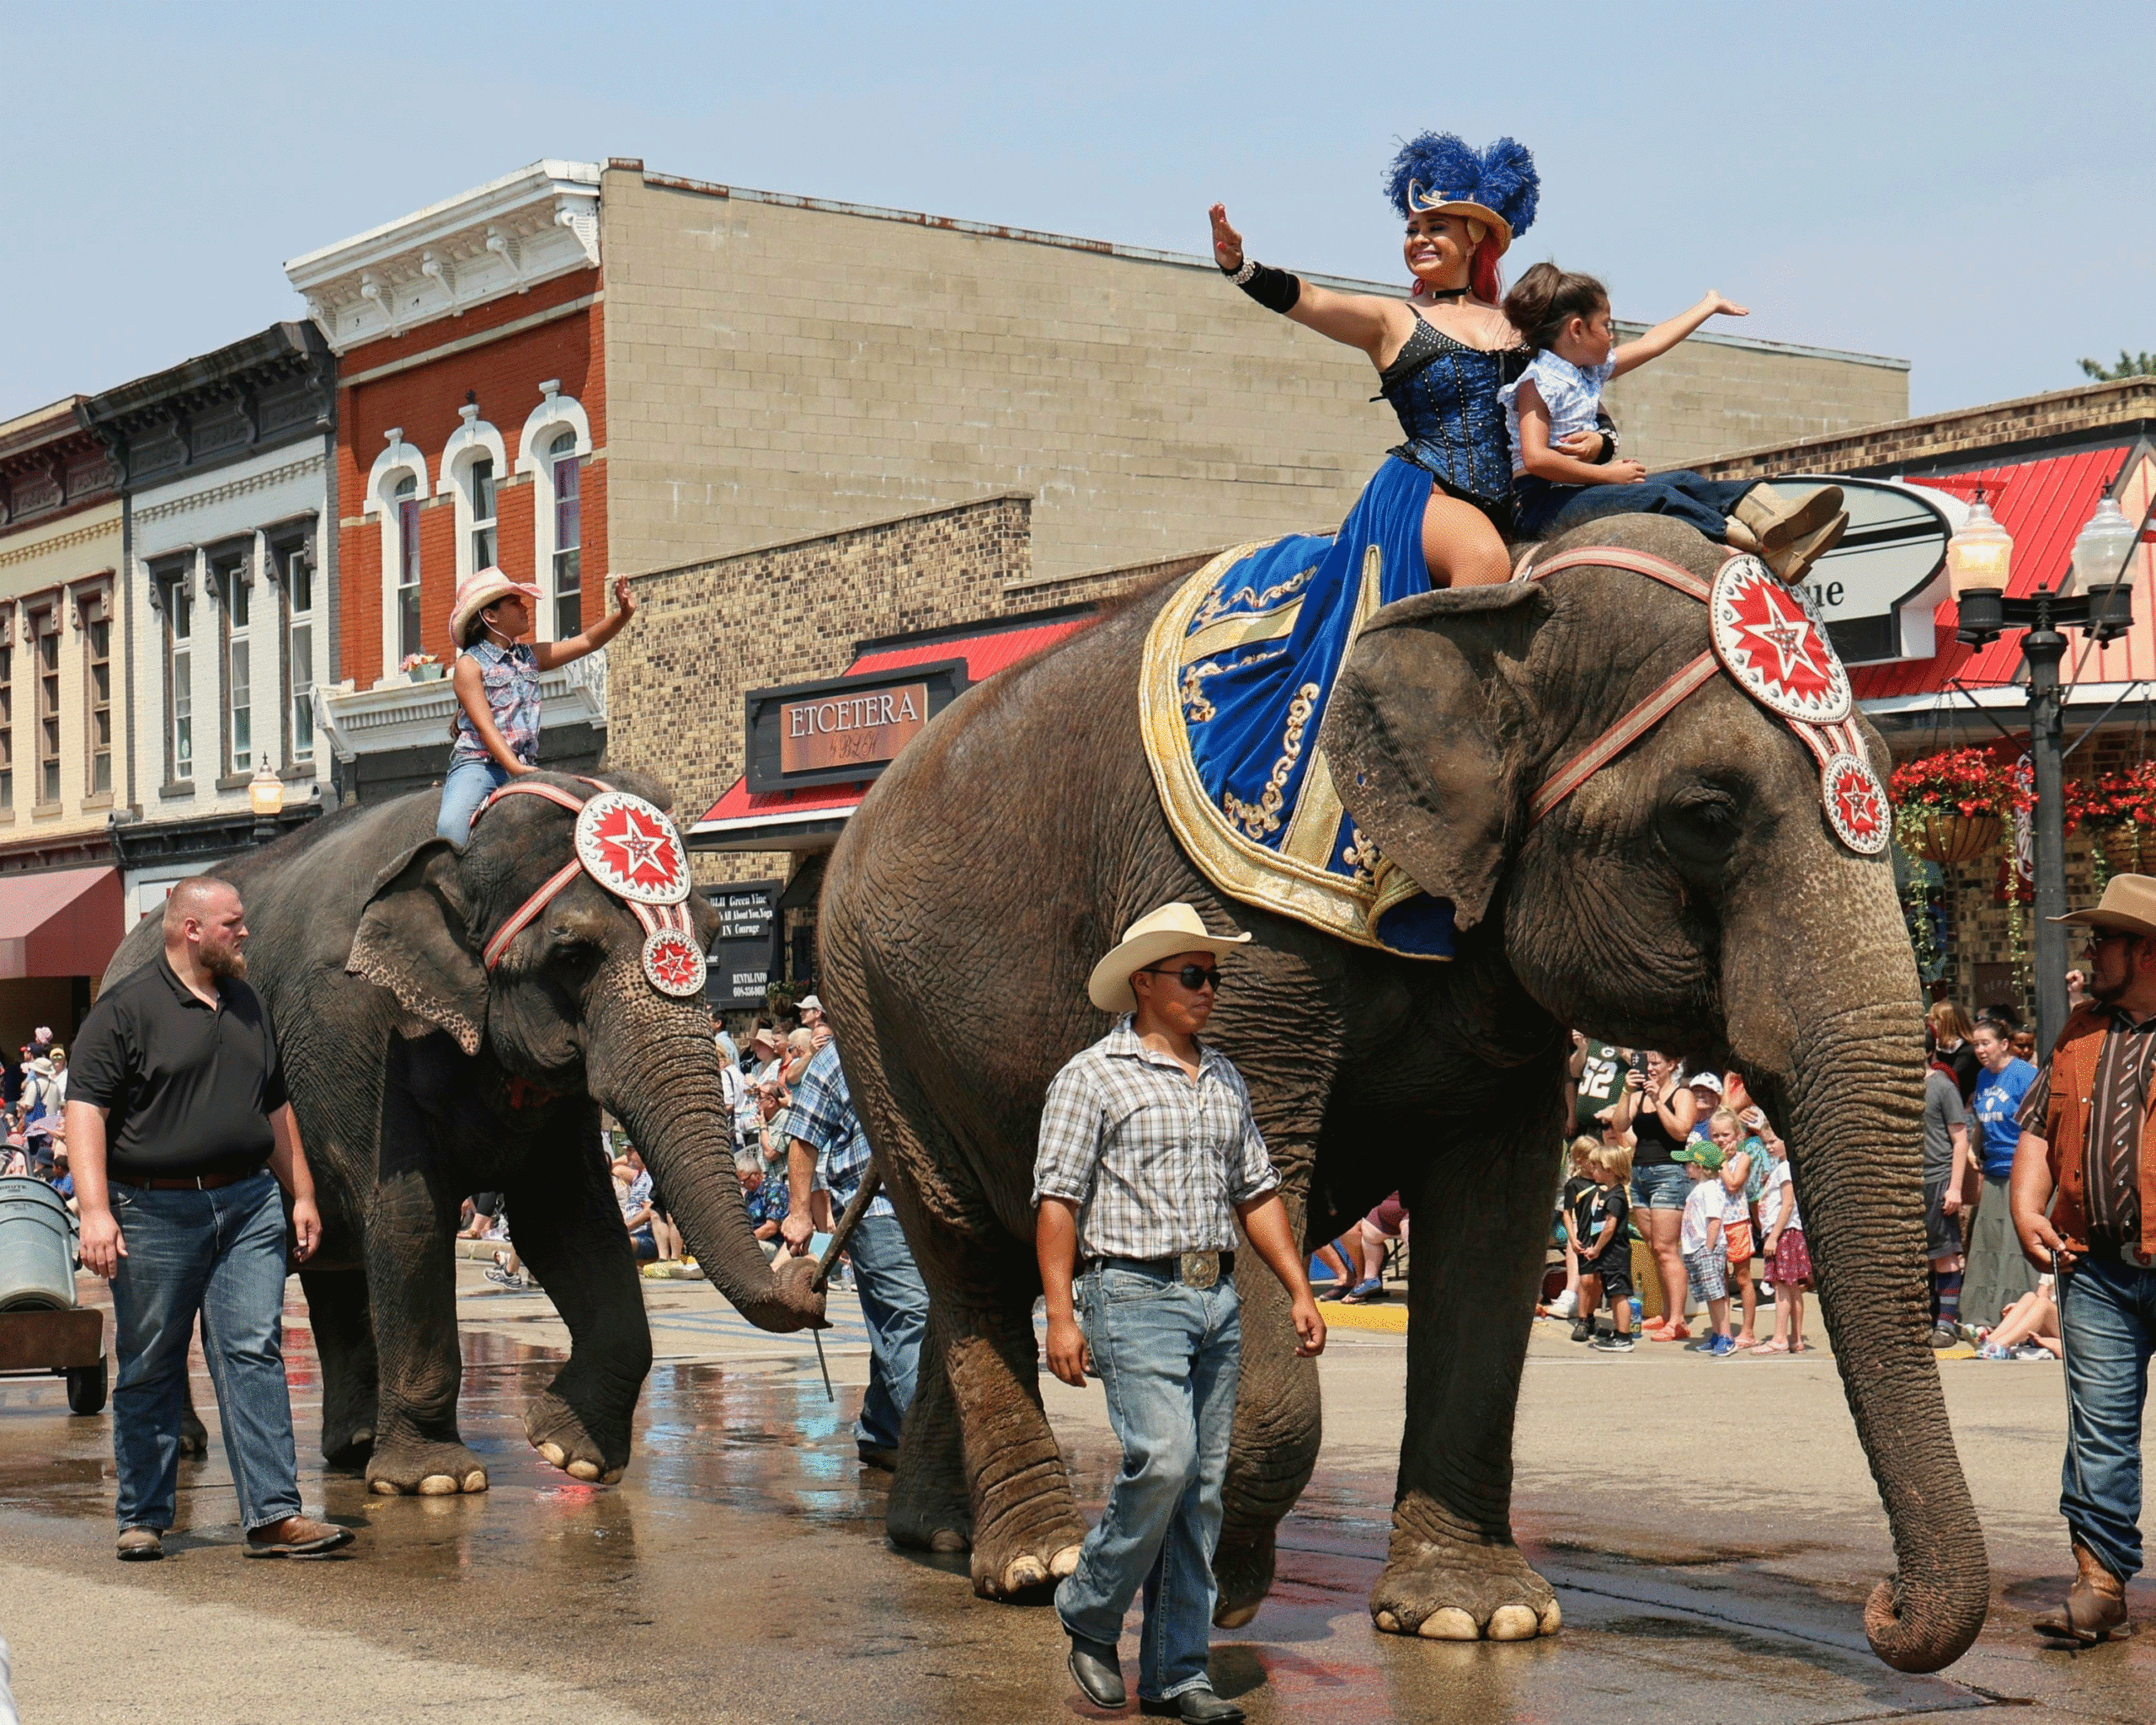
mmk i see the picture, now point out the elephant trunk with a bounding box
[1747,992,1990,1672]
[590,991,823,1334]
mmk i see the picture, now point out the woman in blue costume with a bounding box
[1208,132,1563,590]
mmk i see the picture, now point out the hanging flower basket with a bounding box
[2096,824,2151,872]
[1903,811,2003,865]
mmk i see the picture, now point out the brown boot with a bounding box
[244,1514,355,1557]
[1735,483,1844,553]
[2032,1541,2132,1643]
[1764,511,1849,585]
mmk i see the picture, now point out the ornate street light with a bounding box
[249,760,286,845]
[1954,490,2139,1049]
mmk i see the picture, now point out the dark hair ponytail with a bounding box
[1502,262,1609,353]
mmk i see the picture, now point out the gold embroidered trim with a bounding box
[1187,559,1318,634]
[1341,825,1380,890]
[1181,660,1223,724]
[1221,682,1321,839]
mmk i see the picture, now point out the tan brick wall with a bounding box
[597,165,1908,581]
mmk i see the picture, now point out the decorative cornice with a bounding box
[129,451,327,527]
[0,508,121,571]
[286,161,603,355]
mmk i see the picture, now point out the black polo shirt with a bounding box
[68,955,288,1179]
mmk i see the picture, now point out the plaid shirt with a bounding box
[1032,1017,1278,1259]
[782,1043,893,1219]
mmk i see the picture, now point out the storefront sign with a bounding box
[745,660,969,793]
[702,879,782,1007]
[778,682,931,775]
[1756,477,1952,665]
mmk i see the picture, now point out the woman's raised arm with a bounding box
[1209,204,1409,364]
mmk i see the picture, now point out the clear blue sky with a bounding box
[4,2,2151,419]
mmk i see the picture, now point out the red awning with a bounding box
[692,609,1098,849]
[0,867,122,980]
[1853,446,2156,701]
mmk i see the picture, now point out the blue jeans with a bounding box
[1512,472,1753,541]
[436,757,511,842]
[1056,1263,1241,1704]
[2057,1252,2156,1581]
[848,1212,927,1452]
[108,1170,303,1534]
[1631,1162,1691,1213]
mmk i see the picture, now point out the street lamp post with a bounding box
[1951,492,2139,1051]
[248,760,286,846]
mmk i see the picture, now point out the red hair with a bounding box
[1470,242,1502,306]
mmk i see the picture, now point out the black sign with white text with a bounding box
[703,880,782,1008]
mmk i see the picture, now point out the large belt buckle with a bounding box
[1178,1251,1219,1290]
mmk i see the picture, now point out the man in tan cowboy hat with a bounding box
[1034,903,1324,1723]
[2009,873,2156,1643]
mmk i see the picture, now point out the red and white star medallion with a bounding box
[639,927,707,997]
[575,792,691,905]
[1710,555,1852,725]
[1820,751,1889,856]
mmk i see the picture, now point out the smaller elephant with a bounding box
[104,771,821,1498]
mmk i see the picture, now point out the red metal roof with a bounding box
[1851,447,2141,698]
[694,611,1098,834]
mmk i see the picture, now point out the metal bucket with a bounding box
[0,1177,77,1311]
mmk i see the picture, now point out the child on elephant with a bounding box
[1497,264,1846,582]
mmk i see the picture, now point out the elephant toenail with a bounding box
[1003,1557,1048,1592]
[1418,1608,1481,1640]
[930,1530,969,1553]
[1488,1605,1539,1641]
[417,1475,459,1495]
[537,1442,567,1468]
[1214,1604,1259,1629]
[369,1479,402,1495]
[600,1467,624,1485]
[566,1461,600,1481]
[1538,1599,1561,1635]
[1050,1544,1082,1579]
[1374,1610,1402,1633]
[462,1471,489,1493]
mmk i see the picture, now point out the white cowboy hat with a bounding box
[449,567,542,652]
[2051,873,2156,943]
[1086,902,1252,1014]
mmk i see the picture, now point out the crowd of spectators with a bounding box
[2,1028,77,1211]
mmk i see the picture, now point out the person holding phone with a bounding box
[1614,1051,1699,1340]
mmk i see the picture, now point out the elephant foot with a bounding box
[179,1406,209,1460]
[323,1425,376,1471]
[964,1497,1088,1603]
[524,1390,627,1485]
[1212,1524,1278,1628]
[887,1477,974,1556]
[366,1437,488,1497]
[1370,1537,1561,1642]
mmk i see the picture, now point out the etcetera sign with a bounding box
[779,683,931,774]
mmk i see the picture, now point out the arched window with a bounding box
[366,430,430,680]
[439,404,509,583]
[517,382,593,643]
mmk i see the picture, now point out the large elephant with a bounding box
[103,772,821,1496]
[816,516,1988,1672]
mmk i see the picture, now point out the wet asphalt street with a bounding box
[1,1265,2148,1724]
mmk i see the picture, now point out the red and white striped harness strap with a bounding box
[1520,547,1732,827]
[467,776,694,972]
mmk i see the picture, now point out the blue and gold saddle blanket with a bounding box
[1139,457,1458,959]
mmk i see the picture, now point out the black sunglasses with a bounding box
[1141,964,1223,992]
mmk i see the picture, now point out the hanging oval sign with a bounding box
[639,927,708,997]
[1821,750,1890,856]
[1710,555,1854,725]
[575,792,692,905]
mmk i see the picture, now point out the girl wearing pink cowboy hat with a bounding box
[436,567,638,841]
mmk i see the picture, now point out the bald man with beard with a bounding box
[66,877,353,1562]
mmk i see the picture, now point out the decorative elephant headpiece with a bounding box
[346,773,707,1057]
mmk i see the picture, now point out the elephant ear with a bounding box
[1318,580,1550,932]
[346,836,488,1055]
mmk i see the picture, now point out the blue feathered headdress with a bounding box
[1383,133,1539,252]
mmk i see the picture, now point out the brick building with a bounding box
[0,401,128,1037]
[1697,377,2156,1018]
[81,323,337,923]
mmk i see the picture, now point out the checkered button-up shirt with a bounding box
[2020,1005,2156,1253]
[1031,1017,1278,1260]
[782,1043,894,1220]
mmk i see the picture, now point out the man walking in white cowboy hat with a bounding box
[2010,873,2156,1644]
[1035,902,1325,1723]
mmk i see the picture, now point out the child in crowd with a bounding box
[1577,1141,1636,1353]
[1674,1140,1735,1356]
[1556,1137,1598,1322]
[1758,1127,1809,1354]
[1706,1108,1766,1348]
[1497,265,1845,582]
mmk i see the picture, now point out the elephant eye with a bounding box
[1660,784,1744,870]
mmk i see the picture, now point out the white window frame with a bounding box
[163,559,197,787]
[365,430,431,684]
[439,404,509,583]
[280,538,318,766]
[216,550,256,776]
[516,382,593,644]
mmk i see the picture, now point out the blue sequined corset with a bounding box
[1377,318,1527,507]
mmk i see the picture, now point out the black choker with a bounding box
[1416,283,1471,302]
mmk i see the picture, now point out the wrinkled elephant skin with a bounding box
[104,772,822,1499]
[818,516,1988,1672]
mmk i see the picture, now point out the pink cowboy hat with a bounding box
[449,568,542,651]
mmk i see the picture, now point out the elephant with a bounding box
[103,771,822,1496]
[814,515,1989,1673]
